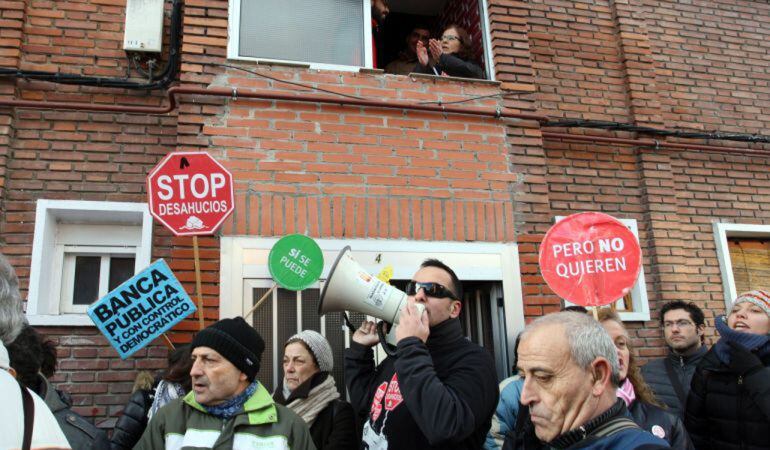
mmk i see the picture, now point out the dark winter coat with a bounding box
[39,376,110,450]
[628,400,692,449]
[640,346,707,418]
[110,388,153,450]
[685,346,770,450]
[414,53,484,79]
[273,372,357,450]
[344,317,499,450]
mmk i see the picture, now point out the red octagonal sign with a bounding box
[539,212,642,307]
[147,152,234,236]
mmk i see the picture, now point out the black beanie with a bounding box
[191,317,265,381]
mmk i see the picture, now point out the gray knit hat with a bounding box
[733,290,770,318]
[285,330,334,373]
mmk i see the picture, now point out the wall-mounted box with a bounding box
[123,0,164,52]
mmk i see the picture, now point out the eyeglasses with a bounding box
[663,319,694,329]
[405,281,458,300]
[441,35,460,42]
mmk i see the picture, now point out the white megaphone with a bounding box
[318,246,424,352]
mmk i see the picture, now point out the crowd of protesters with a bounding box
[0,248,768,450]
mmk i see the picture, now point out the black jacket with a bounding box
[273,372,358,450]
[685,346,770,450]
[414,53,485,79]
[641,346,707,418]
[38,376,110,450]
[110,388,153,450]
[345,317,498,450]
[628,400,692,449]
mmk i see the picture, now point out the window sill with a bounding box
[407,72,501,86]
[27,314,96,327]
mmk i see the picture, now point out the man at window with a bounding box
[641,301,708,419]
[385,25,430,75]
[345,259,499,449]
[371,0,389,68]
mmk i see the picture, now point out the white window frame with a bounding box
[714,222,770,311]
[557,217,651,321]
[221,237,524,367]
[226,0,496,79]
[59,247,139,314]
[26,200,153,326]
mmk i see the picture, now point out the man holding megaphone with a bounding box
[344,259,499,450]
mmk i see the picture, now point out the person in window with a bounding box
[414,24,484,79]
[685,290,770,450]
[598,309,693,450]
[385,25,430,75]
[371,0,389,69]
[273,330,357,450]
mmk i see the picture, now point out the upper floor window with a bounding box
[228,0,494,80]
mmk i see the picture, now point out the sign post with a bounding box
[147,152,234,331]
[87,259,197,359]
[539,212,642,312]
[244,234,324,319]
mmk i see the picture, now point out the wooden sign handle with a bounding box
[193,236,205,331]
[243,284,277,320]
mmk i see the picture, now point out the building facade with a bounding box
[1,0,769,429]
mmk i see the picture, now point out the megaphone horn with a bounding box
[318,246,408,324]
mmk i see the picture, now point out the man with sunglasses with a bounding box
[344,259,499,450]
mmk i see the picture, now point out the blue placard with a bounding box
[87,259,196,359]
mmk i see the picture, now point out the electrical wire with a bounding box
[544,119,770,144]
[0,0,181,90]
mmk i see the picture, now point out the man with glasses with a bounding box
[345,259,498,450]
[385,25,430,75]
[641,301,708,418]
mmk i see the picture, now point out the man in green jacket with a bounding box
[135,317,316,450]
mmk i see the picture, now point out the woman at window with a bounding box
[273,330,357,450]
[685,290,770,450]
[415,24,484,79]
[598,309,693,449]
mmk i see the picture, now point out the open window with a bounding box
[227,0,494,80]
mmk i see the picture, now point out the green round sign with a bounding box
[268,234,324,290]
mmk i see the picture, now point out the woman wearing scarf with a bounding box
[274,330,357,450]
[599,309,693,449]
[685,290,770,450]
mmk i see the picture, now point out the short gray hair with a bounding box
[0,252,25,345]
[520,311,620,386]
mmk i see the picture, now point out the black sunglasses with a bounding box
[405,281,458,300]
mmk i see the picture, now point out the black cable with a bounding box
[0,0,181,90]
[545,119,770,144]
[417,90,533,105]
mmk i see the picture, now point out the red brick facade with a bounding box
[1,0,769,429]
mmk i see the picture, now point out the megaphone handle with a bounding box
[342,312,356,334]
[377,321,398,358]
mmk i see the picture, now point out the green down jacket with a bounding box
[134,382,316,450]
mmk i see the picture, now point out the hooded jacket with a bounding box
[134,382,316,450]
[344,317,498,450]
[640,346,707,418]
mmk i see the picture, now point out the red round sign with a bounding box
[147,152,234,236]
[539,212,641,307]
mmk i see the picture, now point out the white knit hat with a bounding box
[286,330,334,373]
[0,341,9,371]
[733,290,770,318]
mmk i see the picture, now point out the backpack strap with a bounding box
[19,382,35,450]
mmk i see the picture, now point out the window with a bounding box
[27,200,153,326]
[221,237,524,384]
[714,223,770,310]
[227,0,495,79]
[557,217,651,321]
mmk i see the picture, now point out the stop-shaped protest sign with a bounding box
[147,152,234,236]
[539,212,642,307]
